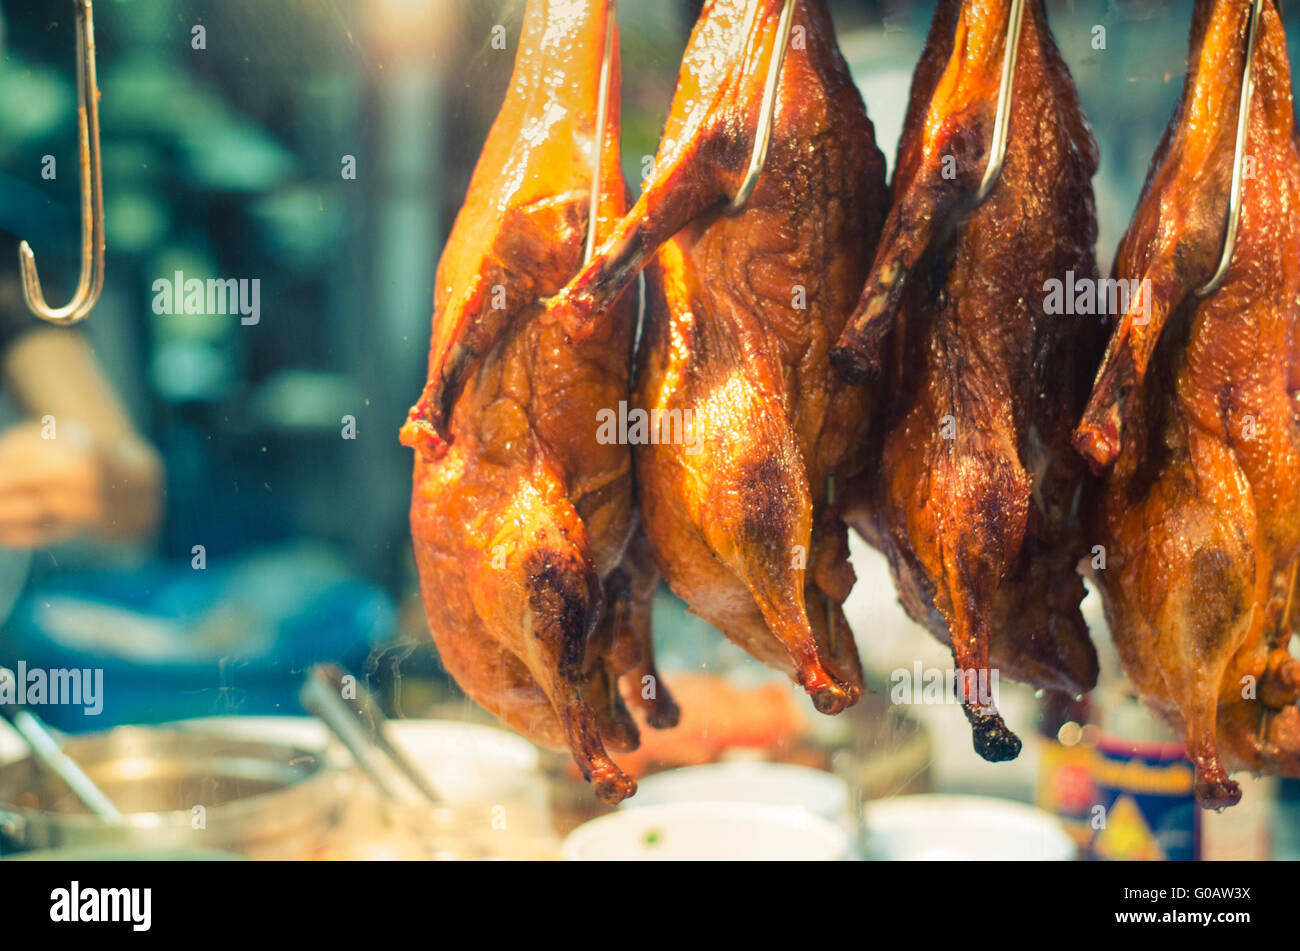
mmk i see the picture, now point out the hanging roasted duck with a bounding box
[401,0,677,804]
[1075,0,1300,809]
[831,0,1106,760]
[545,0,889,715]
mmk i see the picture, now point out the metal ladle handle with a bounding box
[0,668,122,822]
[299,663,442,807]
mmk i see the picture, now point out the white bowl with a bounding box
[624,762,852,828]
[564,801,850,861]
[865,794,1075,861]
[382,719,541,802]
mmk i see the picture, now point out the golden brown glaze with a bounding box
[1078,0,1300,808]
[547,0,888,714]
[835,0,1105,759]
[401,0,675,804]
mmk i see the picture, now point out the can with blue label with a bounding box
[1090,688,1197,861]
[1087,687,1273,860]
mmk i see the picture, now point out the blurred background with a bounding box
[0,0,1295,859]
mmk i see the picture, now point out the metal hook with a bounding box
[974,0,1027,204]
[1282,559,1298,646]
[824,472,836,653]
[585,0,618,266]
[17,0,105,325]
[730,0,797,212]
[1196,0,1266,298]
[1259,554,1298,746]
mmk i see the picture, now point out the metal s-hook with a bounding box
[584,0,617,266]
[824,472,836,653]
[730,0,797,212]
[1196,0,1266,298]
[17,0,105,325]
[974,0,1026,205]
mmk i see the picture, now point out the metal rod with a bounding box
[0,669,122,822]
[974,0,1027,204]
[1258,557,1296,745]
[730,0,797,212]
[1196,0,1266,298]
[17,0,105,325]
[299,674,408,804]
[299,663,442,807]
[1282,559,1298,640]
[585,0,618,265]
[10,711,123,822]
[824,473,836,654]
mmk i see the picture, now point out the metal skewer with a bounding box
[299,663,443,808]
[974,0,1027,204]
[824,473,836,654]
[730,0,797,211]
[0,668,122,822]
[1196,0,1266,298]
[1283,559,1298,637]
[17,0,105,325]
[584,0,618,265]
[1257,556,1298,745]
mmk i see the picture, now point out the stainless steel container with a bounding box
[0,725,349,858]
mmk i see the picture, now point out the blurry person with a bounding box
[0,230,162,548]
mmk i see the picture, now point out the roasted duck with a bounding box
[1076,0,1300,808]
[546,0,889,714]
[401,0,676,804]
[833,0,1105,760]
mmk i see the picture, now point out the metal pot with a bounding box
[0,725,349,858]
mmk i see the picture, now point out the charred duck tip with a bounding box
[963,705,1023,762]
[592,771,638,804]
[1194,778,1242,811]
[830,344,877,386]
[808,679,863,715]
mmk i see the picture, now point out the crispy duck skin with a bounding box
[401,0,676,804]
[835,0,1105,760]
[546,0,888,714]
[1078,0,1300,809]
